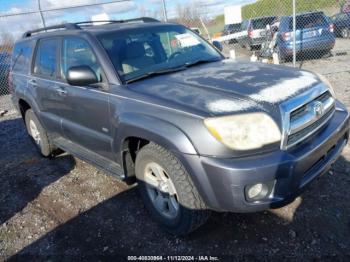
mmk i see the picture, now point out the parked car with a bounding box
[222,23,242,43]
[237,16,277,50]
[0,53,11,95]
[276,11,335,61]
[331,12,350,38]
[10,18,349,235]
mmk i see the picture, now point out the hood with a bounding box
[126,60,321,119]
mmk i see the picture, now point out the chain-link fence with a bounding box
[175,0,350,66]
[1,0,350,112]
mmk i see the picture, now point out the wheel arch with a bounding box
[115,113,198,179]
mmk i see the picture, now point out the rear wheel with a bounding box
[135,142,211,235]
[25,109,55,157]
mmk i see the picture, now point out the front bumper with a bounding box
[181,103,349,213]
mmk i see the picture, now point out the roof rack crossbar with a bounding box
[23,23,80,38]
[22,17,160,38]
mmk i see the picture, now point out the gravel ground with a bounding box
[0,52,350,261]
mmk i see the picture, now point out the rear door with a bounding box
[30,37,64,140]
[59,36,113,160]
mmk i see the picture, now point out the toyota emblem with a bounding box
[313,101,324,117]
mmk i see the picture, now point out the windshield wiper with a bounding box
[125,66,186,84]
[184,58,222,68]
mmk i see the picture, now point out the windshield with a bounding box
[98,24,222,82]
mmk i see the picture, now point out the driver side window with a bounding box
[61,37,103,82]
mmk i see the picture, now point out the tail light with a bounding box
[281,32,292,41]
[248,27,253,38]
[329,23,334,33]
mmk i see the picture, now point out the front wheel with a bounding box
[135,142,211,235]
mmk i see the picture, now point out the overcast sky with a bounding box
[0,0,256,39]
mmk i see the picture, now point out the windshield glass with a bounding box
[98,24,222,82]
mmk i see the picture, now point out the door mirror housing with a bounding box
[212,40,223,52]
[67,66,99,86]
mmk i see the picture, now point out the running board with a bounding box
[53,137,125,179]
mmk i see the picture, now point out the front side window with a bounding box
[61,37,103,82]
[34,39,58,78]
[98,25,222,82]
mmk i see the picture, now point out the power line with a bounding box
[0,0,132,18]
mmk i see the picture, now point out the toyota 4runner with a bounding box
[10,18,349,235]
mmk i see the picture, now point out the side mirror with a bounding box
[67,66,98,86]
[212,40,223,52]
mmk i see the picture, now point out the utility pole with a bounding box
[292,0,296,67]
[161,0,168,22]
[37,0,47,29]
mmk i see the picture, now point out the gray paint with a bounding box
[10,21,350,212]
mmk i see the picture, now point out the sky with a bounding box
[0,0,256,39]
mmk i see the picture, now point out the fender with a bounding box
[114,113,198,160]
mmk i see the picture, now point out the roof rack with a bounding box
[22,23,80,38]
[75,17,160,27]
[22,17,160,38]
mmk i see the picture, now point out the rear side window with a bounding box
[290,13,328,30]
[241,20,249,30]
[12,41,34,74]
[34,39,58,78]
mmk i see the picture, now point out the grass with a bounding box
[211,0,344,36]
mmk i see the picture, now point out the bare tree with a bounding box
[0,31,15,53]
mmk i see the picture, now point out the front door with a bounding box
[59,36,113,160]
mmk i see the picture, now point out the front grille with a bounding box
[290,91,331,122]
[286,91,335,147]
[288,107,334,145]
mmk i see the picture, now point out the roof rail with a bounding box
[22,17,160,38]
[75,17,160,27]
[22,23,80,38]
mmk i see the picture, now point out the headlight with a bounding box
[204,113,281,151]
[316,73,336,98]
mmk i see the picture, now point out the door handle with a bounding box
[55,86,67,96]
[28,79,37,86]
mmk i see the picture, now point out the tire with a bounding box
[135,142,211,235]
[25,109,55,157]
[341,28,349,39]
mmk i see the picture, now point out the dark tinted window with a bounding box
[252,17,276,29]
[290,13,328,30]
[241,20,249,30]
[224,23,241,31]
[12,41,34,74]
[34,39,58,78]
[61,37,103,82]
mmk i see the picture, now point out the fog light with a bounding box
[246,183,269,201]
